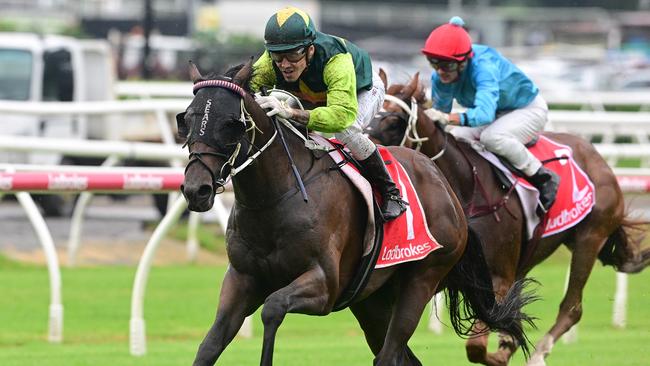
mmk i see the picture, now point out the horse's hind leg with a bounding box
[465,271,519,366]
[350,282,395,355]
[193,268,262,366]
[373,263,448,366]
[527,234,608,366]
[618,236,650,273]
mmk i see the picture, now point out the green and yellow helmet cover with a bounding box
[264,7,316,52]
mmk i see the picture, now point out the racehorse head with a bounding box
[366,72,423,147]
[177,60,266,211]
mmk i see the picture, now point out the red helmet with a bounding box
[421,16,473,61]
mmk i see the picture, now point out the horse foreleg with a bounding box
[527,235,606,366]
[193,268,261,366]
[260,267,330,366]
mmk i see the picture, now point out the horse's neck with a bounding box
[232,119,311,206]
[420,124,476,202]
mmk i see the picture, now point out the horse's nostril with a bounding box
[198,184,213,197]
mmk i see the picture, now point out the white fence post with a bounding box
[15,191,63,343]
[130,195,188,356]
[67,155,120,267]
[612,272,628,329]
[428,292,444,334]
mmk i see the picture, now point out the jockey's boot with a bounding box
[359,149,408,221]
[528,166,560,212]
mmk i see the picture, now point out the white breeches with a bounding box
[335,72,385,160]
[449,95,549,176]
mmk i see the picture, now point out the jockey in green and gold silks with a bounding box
[251,6,407,221]
[251,31,372,133]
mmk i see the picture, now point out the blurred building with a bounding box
[1,0,649,81]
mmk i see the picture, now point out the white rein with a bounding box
[381,95,445,161]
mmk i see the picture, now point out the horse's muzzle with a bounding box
[180,181,215,212]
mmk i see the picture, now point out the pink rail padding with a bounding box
[0,172,648,194]
[0,172,184,193]
[617,176,650,194]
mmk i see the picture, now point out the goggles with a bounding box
[269,47,308,63]
[427,57,461,72]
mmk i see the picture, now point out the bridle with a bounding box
[382,94,447,161]
[184,79,278,193]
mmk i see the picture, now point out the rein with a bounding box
[260,87,309,202]
[384,93,513,221]
[188,80,321,203]
[383,95,447,161]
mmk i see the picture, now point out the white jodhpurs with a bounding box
[335,72,385,160]
[449,95,549,176]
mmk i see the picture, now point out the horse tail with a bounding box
[444,227,538,358]
[598,215,649,273]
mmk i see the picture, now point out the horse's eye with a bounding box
[176,111,189,138]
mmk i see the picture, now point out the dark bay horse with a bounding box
[367,72,650,366]
[178,61,536,366]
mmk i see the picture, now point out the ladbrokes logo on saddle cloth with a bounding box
[374,148,441,268]
[313,132,442,269]
[519,136,596,237]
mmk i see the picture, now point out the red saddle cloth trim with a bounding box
[518,136,596,237]
[375,147,441,268]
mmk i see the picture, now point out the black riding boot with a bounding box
[528,166,560,212]
[359,149,408,221]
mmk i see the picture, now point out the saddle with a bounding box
[469,135,596,239]
[309,135,440,310]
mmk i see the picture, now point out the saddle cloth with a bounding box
[473,135,596,238]
[310,134,441,268]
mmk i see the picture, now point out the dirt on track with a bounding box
[3,237,227,267]
[1,195,229,267]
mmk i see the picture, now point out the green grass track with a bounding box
[1,248,648,365]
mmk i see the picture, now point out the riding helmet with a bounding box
[421,16,474,61]
[264,6,317,52]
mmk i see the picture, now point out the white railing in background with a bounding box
[116,81,192,99]
[543,90,650,110]
[0,99,189,115]
[116,81,650,109]
[0,135,186,160]
[549,110,650,144]
[0,167,185,345]
[2,91,649,149]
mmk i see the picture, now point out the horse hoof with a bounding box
[618,252,650,273]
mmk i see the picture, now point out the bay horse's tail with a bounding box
[444,228,538,358]
[598,216,650,273]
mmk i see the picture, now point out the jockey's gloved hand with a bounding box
[256,95,294,119]
[423,108,449,125]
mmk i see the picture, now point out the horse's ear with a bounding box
[176,112,189,139]
[401,72,420,98]
[233,58,254,86]
[378,68,388,90]
[189,61,203,83]
[413,73,426,103]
